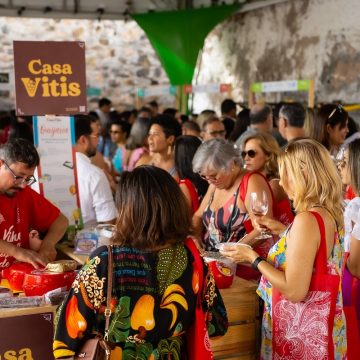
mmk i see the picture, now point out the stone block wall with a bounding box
[193,0,360,113]
[0,17,173,112]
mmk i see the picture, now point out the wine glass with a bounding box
[250,191,272,239]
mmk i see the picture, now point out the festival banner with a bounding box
[33,116,82,228]
[13,41,87,116]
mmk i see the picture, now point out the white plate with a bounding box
[215,243,253,251]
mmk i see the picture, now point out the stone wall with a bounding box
[0,17,172,112]
[194,0,360,113]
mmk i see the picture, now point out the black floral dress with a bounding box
[53,243,228,359]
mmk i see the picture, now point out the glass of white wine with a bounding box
[250,191,272,239]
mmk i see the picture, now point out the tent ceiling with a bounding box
[0,0,287,20]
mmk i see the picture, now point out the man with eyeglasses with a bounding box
[201,116,226,142]
[0,139,68,270]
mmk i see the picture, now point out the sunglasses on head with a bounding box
[241,150,257,159]
[328,104,343,121]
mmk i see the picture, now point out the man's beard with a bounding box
[86,148,97,158]
[2,186,23,197]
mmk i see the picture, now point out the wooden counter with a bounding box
[211,276,260,360]
[56,243,89,265]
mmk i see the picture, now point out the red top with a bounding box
[346,185,356,200]
[0,187,60,269]
[239,171,294,230]
[179,179,200,213]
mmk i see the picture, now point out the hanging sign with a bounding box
[13,41,87,116]
[184,83,232,94]
[137,85,177,98]
[251,79,311,93]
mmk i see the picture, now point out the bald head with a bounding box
[250,104,272,125]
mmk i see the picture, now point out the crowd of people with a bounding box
[1,95,360,359]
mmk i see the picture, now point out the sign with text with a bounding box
[33,116,82,227]
[0,311,54,358]
[251,79,311,93]
[184,83,232,94]
[13,41,87,116]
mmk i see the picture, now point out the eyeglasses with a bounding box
[89,133,100,139]
[2,161,36,186]
[328,104,343,121]
[241,150,257,159]
[199,173,217,182]
[207,130,226,137]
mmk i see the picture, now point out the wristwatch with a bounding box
[251,256,265,270]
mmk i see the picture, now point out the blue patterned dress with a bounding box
[257,224,347,359]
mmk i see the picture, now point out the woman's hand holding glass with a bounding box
[254,216,287,236]
[250,191,273,239]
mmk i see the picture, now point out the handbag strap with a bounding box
[184,238,204,306]
[104,245,113,341]
[309,211,328,274]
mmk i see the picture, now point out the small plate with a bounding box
[215,243,253,251]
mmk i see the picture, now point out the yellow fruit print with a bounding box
[110,346,122,359]
[130,294,155,339]
[160,284,188,330]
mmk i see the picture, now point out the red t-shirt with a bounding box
[0,187,60,269]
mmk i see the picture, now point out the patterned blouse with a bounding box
[257,224,347,360]
[53,244,228,359]
[202,187,248,251]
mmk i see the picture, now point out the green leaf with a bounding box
[157,245,188,294]
[108,296,131,343]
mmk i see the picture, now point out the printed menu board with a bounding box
[33,115,82,227]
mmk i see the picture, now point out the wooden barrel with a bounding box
[211,276,260,359]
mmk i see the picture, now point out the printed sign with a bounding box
[137,85,177,98]
[251,79,311,93]
[13,41,87,116]
[33,116,82,228]
[184,83,232,94]
[0,312,54,358]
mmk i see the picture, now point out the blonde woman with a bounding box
[242,132,293,225]
[221,139,346,359]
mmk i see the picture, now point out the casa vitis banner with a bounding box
[13,41,87,116]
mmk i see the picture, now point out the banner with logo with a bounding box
[0,311,54,358]
[13,41,87,116]
[33,116,82,228]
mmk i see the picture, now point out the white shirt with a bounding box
[76,152,117,227]
[344,197,360,252]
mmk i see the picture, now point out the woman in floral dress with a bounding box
[53,166,227,359]
[221,139,347,359]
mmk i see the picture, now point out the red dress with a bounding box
[179,179,200,213]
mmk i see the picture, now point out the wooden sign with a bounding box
[13,41,87,116]
[0,311,54,358]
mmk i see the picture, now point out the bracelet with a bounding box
[251,256,265,270]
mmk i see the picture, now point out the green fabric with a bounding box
[132,4,240,85]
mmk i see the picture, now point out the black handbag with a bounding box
[74,245,113,360]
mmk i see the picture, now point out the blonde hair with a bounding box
[244,132,280,179]
[278,138,343,226]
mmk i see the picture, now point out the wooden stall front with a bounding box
[211,277,260,359]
